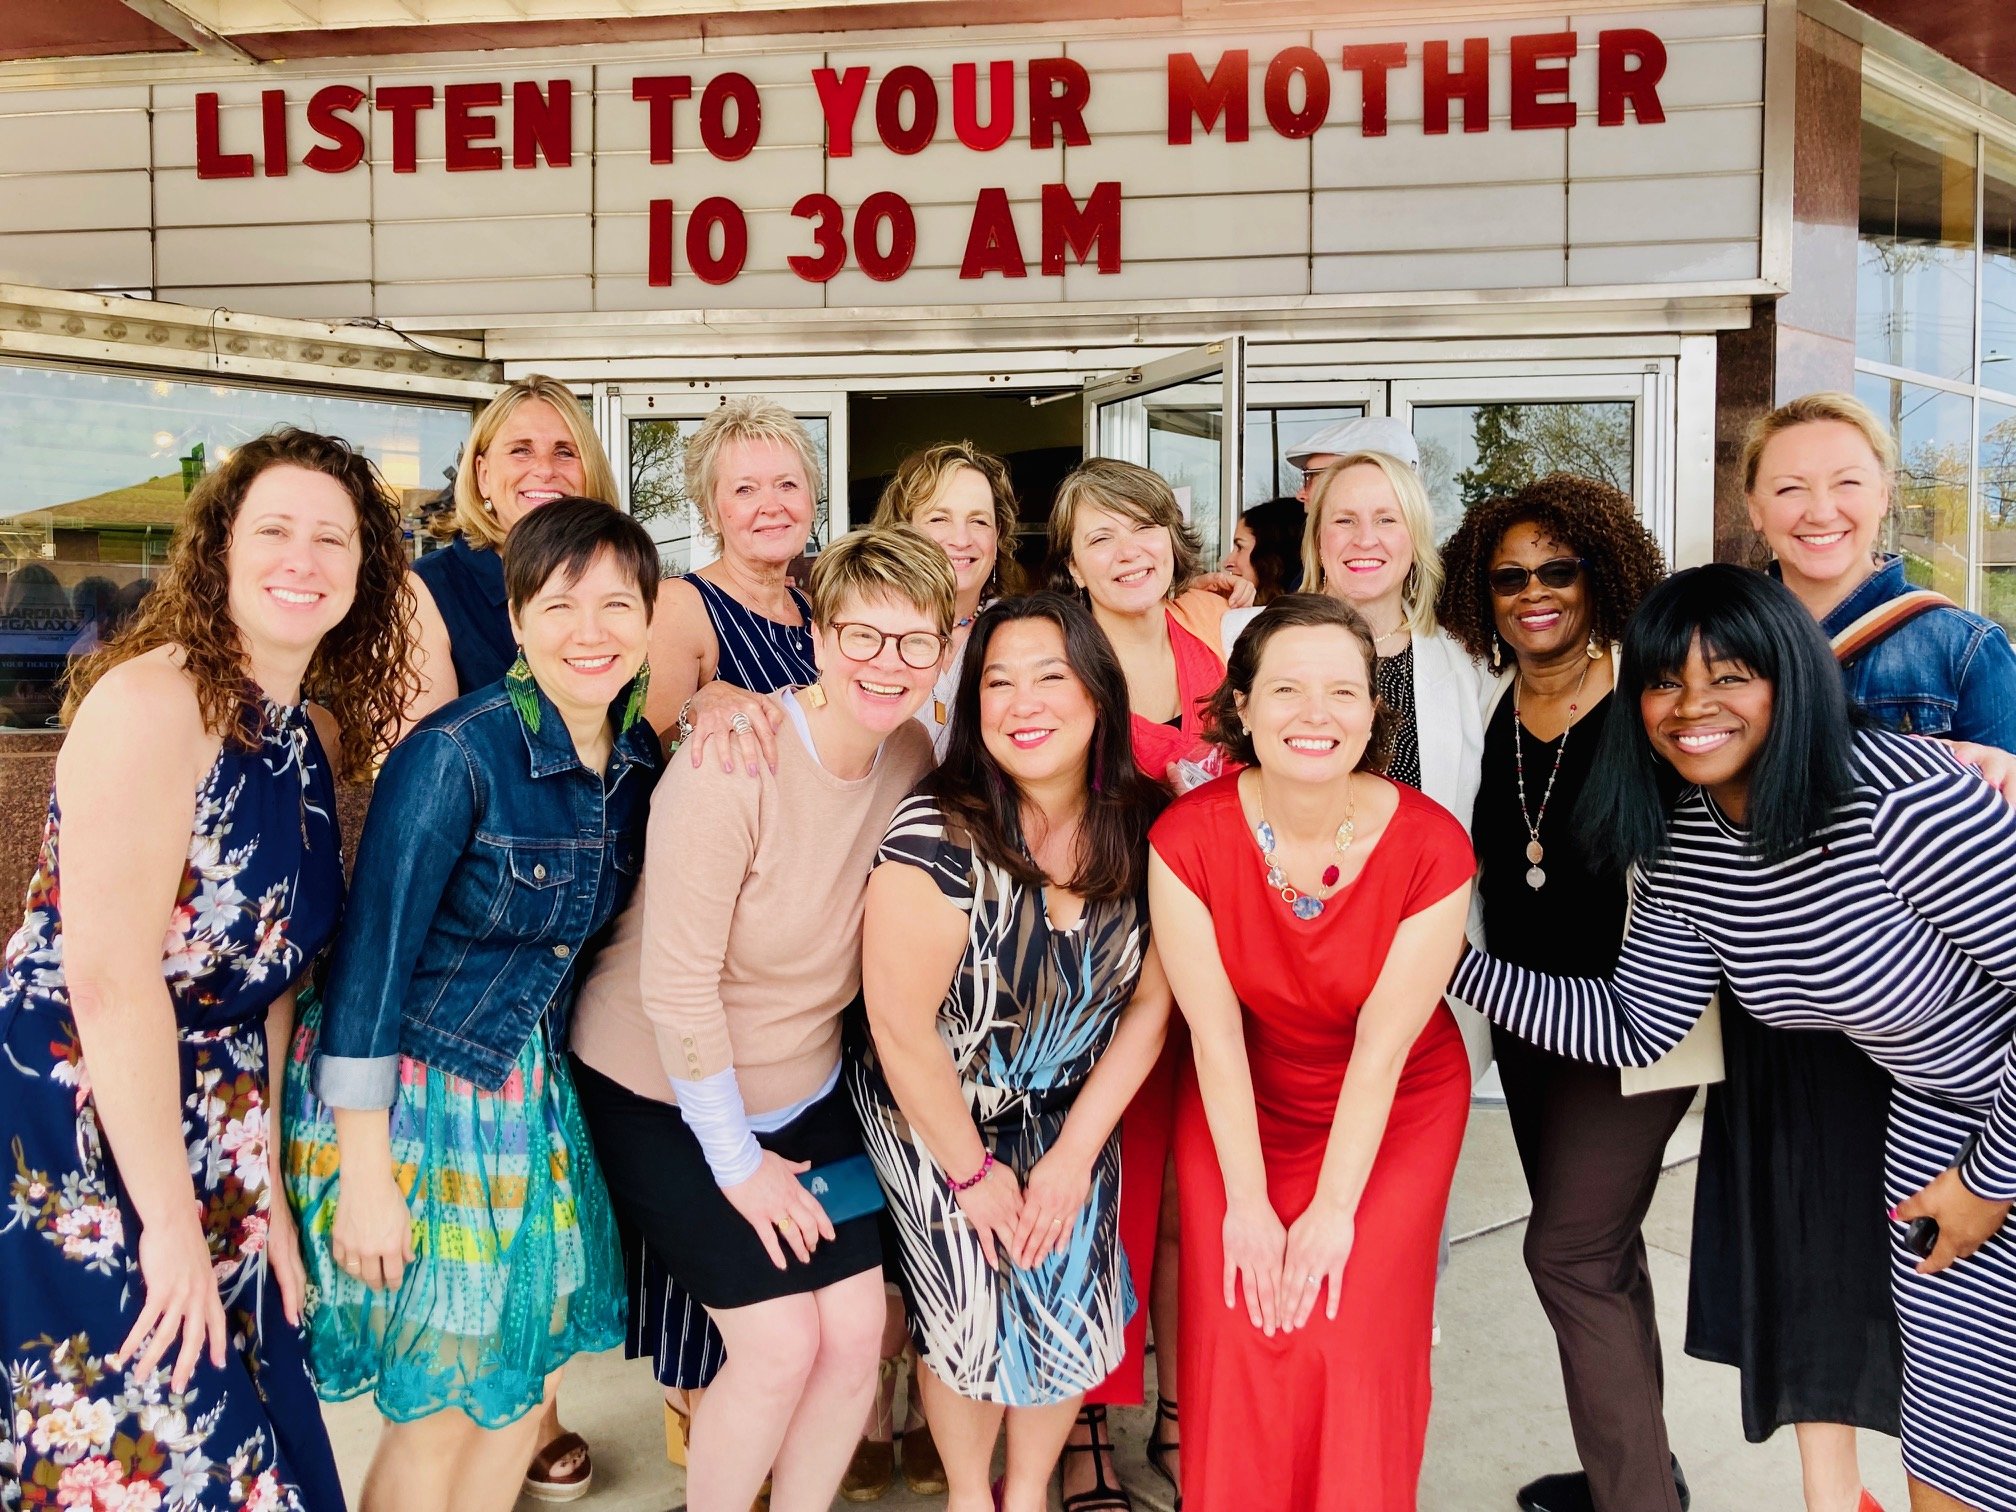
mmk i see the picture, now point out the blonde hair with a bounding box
[808,525,958,636]
[683,396,824,546]
[449,376,615,549]
[871,441,1025,597]
[1741,391,1898,494]
[1302,451,1444,636]
[1047,457,1204,597]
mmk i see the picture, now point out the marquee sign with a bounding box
[185,31,1671,288]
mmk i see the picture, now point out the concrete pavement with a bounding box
[323,1104,1911,1511]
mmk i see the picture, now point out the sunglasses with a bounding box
[830,621,947,670]
[1487,557,1587,596]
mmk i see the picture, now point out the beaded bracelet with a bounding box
[947,1150,995,1193]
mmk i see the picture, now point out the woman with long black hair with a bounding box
[1453,564,2016,1512]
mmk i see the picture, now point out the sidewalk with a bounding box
[324,1105,1912,1511]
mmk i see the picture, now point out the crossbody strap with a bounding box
[1829,589,1954,665]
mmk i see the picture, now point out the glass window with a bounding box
[1243,405,1367,506]
[1408,401,1636,542]
[1859,85,1977,384]
[0,362,469,732]
[1985,142,2016,383]
[1143,390,1224,568]
[1979,397,2016,631]
[1856,371,1973,601]
[628,412,831,578]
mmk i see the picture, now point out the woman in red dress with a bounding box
[1046,458,1239,1508]
[1149,593,1474,1511]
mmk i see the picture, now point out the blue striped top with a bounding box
[687,572,816,694]
[1453,727,2016,1202]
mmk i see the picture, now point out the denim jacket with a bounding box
[1817,555,2016,748]
[313,678,661,1108]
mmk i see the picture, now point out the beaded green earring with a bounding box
[620,660,651,735]
[506,650,540,733]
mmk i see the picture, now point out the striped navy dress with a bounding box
[630,570,817,1390]
[1452,728,2016,1512]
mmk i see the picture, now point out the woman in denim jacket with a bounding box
[284,499,663,1512]
[1689,391,2016,1512]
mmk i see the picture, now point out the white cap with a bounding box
[1283,415,1420,473]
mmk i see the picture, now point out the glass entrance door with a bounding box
[1083,339,1246,567]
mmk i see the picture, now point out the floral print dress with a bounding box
[0,700,346,1512]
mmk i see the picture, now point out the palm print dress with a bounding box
[847,794,1145,1406]
[0,699,345,1512]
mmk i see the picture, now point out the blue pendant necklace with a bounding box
[1254,794,1357,921]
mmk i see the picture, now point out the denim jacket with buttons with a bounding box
[1815,555,2016,748]
[313,678,661,1109]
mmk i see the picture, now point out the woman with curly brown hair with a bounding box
[0,428,413,1511]
[1437,473,1693,1512]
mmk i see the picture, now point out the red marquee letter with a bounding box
[303,84,366,174]
[1511,32,1578,130]
[952,61,1015,152]
[1423,38,1489,135]
[1597,29,1667,125]
[648,198,674,286]
[1168,50,1248,144]
[700,73,761,161]
[877,66,938,155]
[444,82,503,172]
[1340,43,1406,138]
[194,92,253,180]
[260,89,288,177]
[1041,180,1120,275]
[1264,47,1329,140]
[1029,58,1091,148]
[375,85,436,174]
[632,76,692,164]
[961,187,1028,278]
[813,66,870,157]
[513,80,574,167]
[789,193,847,282]
[855,191,917,281]
[688,196,748,285]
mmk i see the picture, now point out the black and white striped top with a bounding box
[686,572,816,694]
[1452,727,2016,1202]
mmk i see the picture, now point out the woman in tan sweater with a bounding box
[570,527,953,1512]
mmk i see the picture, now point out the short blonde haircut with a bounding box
[1741,391,1899,494]
[1047,457,1204,597]
[1302,451,1444,637]
[683,396,824,546]
[871,441,1026,597]
[449,375,615,550]
[808,525,958,637]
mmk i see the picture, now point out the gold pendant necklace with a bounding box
[1512,659,1592,890]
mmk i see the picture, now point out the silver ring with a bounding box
[1049,1218,1062,1229]
[1304,1276,1319,1289]
[729,712,754,735]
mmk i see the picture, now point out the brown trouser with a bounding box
[1494,1027,1695,1512]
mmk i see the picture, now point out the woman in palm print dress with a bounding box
[851,594,1174,1512]
[0,429,413,1511]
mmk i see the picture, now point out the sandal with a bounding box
[522,1430,592,1504]
[841,1357,901,1501]
[1147,1394,1181,1507]
[664,1401,689,1467]
[1060,1404,1133,1512]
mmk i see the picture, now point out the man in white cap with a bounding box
[1283,415,1421,502]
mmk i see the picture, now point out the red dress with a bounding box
[1089,603,1227,1407]
[1153,775,1473,1510]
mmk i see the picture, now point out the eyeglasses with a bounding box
[1487,557,1587,596]
[831,621,947,670]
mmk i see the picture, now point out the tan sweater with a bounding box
[571,698,933,1116]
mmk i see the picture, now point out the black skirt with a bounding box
[573,1058,883,1309]
[1683,996,1902,1440]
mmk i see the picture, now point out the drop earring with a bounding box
[803,682,828,709]
[1491,634,1503,671]
[1587,633,1604,660]
[506,650,540,733]
[620,660,651,734]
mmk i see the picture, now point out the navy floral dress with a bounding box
[0,698,346,1512]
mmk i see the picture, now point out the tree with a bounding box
[629,419,687,525]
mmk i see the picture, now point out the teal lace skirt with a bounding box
[283,993,625,1426]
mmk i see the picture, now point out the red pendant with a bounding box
[1321,864,1341,888]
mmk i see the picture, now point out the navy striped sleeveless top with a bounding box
[687,573,816,692]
